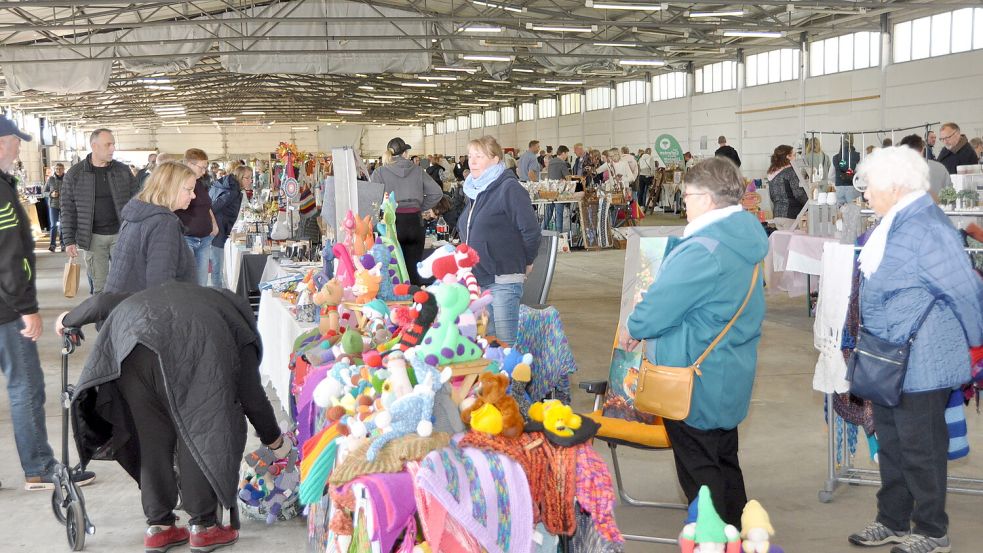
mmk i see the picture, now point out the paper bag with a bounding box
[63,258,80,298]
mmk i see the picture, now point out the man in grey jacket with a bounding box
[62,129,138,293]
[899,134,952,202]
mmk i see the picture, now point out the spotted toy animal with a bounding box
[419,282,484,366]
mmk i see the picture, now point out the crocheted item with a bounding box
[515,305,578,403]
[329,432,451,485]
[459,431,577,536]
[573,443,623,544]
[416,443,534,553]
[409,461,487,553]
[946,389,969,460]
[343,471,417,553]
[572,507,624,553]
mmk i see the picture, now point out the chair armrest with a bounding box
[578,380,608,396]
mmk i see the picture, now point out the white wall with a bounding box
[422,49,983,180]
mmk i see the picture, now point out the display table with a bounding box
[256,290,316,411]
[532,198,581,234]
[223,241,248,292]
[765,230,840,297]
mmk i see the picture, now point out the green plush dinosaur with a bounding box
[418,282,484,366]
[380,192,409,283]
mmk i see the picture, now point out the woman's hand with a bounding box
[54,311,70,336]
[525,264,534,275]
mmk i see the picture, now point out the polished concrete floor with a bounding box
[2,223,982,552]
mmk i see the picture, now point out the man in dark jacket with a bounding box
[61,282,287,552]
[0,118,95,491]
[832,138,861,204]
[62,128,139,293]
[209,166,249,288]
[44,162,66,252]
[936,122,980,174]
[714,136,742,167]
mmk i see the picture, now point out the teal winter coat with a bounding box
[627,210,768,431]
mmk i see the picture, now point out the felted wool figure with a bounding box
[314,279,345,336]
[332,242,357,287]
[394,284,439,351]
[740,500,779,553]
[679,486,741,553]
[461,372,524,438]
[352,256,382,304]
[418,282,484,366]
[353,213,375,256]
[364,373,438,462]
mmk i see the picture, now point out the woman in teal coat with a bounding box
[626,157,767,527]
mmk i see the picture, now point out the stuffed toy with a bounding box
[352,255,382,304]
[364,370,442,462]
[353,213,376,256]
[394,284,439,351]
[525,399,599,446]
[383,350,415,399]
[741,500,783,553]
[332,242,357,287]
[409,354,464,434]
[461,372,524,438]
[379,193,410,283]
[370,241,400,301]
[361,299,391,345]
[417,245,455,282]
[313,243,335,288]
[342,210,357,251]
[418,282,484,366]
[313,279,345,336]
[679,486,741,553]
[418,244,483,301]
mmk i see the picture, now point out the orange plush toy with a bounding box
[353,214,375,256]
[461,372,524,438]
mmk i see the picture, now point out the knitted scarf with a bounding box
[515,305,578,403]
[574,444,623,545]
[342,471,418,553]
[415,442,534,553]
[459,431,577,536]
[464,162,506,200]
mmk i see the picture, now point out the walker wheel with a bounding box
[66,501,86,551]
[818,490,834,503]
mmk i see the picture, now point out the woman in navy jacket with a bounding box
[458,135,541,344]
[847,147,983,553]
[209,165,251,288]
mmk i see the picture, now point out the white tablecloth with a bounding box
[256,290,316,410]
[224,241,248,292]
[765,230,840,297]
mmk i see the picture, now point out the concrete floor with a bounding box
[3,221,982,552]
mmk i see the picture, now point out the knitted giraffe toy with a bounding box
[379,193,409,283]
[418,282,484,366]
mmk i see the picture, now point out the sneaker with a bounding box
[145,525,190,553]
[849,522,909,547]
[24,468,96,491]
[48,245,56,252]
[890,534,951,553]
[190,524,238,553]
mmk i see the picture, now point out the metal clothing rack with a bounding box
[818,242,983,502]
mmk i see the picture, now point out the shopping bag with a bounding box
[63,258,80,298]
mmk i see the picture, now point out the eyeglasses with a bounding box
[682,191,708,199]
[940,132,956,142]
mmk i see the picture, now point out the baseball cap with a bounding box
[387,137,411,156]
[0,117,32,142]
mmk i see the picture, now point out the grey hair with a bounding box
[684,156,745,206]
[854,146,929,194]
[89,128,113,144]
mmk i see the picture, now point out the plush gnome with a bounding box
[679,486,741,553]
[741,500,783,553]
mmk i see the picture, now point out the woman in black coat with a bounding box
[57,282,289,553]
[104,161,198,293]
[767,144,809,220]
[209,165,251,288]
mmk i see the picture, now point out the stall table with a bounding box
[256,290,317,411]
[765,230,841,314]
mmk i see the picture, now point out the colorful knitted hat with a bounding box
[693,486,727,544]
[415,443,534,553]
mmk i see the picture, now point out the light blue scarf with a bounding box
[463,162,506,200]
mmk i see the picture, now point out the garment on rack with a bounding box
[343,472,418,553]
[574,444,623,545]
[946,389,969,460]
[516,305,578,403]
[813,243,856,393]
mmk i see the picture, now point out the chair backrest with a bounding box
[521,230,559,307]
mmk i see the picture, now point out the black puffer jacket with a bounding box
[61,154,138,249]
[68,283,279,509]
[209,174,243,249]
[937,137,980,174]
[104,199,196,293]
[769,166,809,219]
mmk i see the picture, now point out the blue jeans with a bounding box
[0,318,55,477]
[543,203,566,232]
[210,245,225,288]
[184,235,214,286]
[48,207,63,249]
[836,185,861,205]
[486,281,523,344]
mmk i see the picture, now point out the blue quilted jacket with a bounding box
[859,194,983,393]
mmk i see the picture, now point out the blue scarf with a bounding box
[463,162,505,200]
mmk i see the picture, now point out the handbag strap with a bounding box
[907,298,938,344]
[693,263,760,369]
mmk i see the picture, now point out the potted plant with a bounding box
[938,187,958,210]
[957,188,979,210]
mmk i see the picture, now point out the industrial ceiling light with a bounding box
[291,126,310,130]
[420,75,458,81]
[159,113,187,118]
[138,78,172,84]
[471,0,525,13]
[241,111,265,115]
[145,85,175,91]
[618,59,666,66]
[586,1,662,11]
[460,25,503,33]
[526,23,596,33]
[461,103,489,107]
[461,54,514,62]
[336,109,363,115]
[722,30,783,38]
[543,79,585,85]
[358,85,375,90]
[435,66,479,73]
[375,95,403,99]
[482,79,510,84]
[511,68,534,73]
[688,10,745,18]
[520,85,558,91]
[210,116,236,121]
[400,82,440,87]
[594,41,639,47]
[362,100,389,104]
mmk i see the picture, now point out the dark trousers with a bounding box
[637,176,652,211]
[396,211,426,285]
[117,345,218,527]
[873,389,950,538]
[48,207,63,249]
[664,419,747,527]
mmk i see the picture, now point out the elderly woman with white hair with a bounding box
[847,147,983,553]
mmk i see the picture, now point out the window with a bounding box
[500,106,516,124]
[457,115,469,131]
[484,109,500,126]
[895,9,981,64]
[694,61,737,94]
[560,92,582,115]
[585,86,612,111]
[652,72,686,101]
[470,113,483,128]
[615,80,646,106]
[445,117,457,133]
[435,121,446,134]
[424,123,434,136]
[519,102,536,121]
[537,98,557,118]
[810,31,879,76]
[745,49,800,87]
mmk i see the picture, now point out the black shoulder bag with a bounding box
[846,297,937,407]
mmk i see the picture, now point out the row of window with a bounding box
[893,8,983,63]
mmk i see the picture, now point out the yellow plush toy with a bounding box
[528,400,582,437]
[469,403,504,435]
